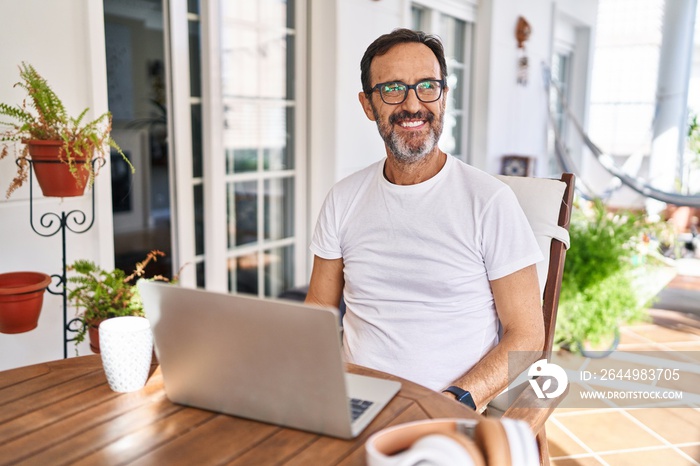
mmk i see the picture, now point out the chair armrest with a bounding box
[502,377,570,434]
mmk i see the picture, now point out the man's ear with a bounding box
[358,92,376,121]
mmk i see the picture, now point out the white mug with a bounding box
[99,316,153,392]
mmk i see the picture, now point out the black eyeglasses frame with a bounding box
[370,79,446,105]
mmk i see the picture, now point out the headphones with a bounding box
[366,417,539,466]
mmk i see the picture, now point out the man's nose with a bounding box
[401,87,423,112]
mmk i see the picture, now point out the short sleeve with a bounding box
[309,190,343,260]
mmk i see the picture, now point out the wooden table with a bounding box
[0,355,479,465]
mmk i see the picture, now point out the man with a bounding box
[305,28,544,410]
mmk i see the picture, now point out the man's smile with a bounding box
[389,111,434,131]
[397,119,426,129]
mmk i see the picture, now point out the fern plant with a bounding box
[67,250,168,345]
[0,62,133,198]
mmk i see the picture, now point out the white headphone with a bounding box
[365,417,539,466]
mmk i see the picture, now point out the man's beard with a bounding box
[372,105,444,164]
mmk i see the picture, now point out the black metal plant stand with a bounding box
[24,159,101,358]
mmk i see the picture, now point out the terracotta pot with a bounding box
[25,139,90,197]
[0,271,52,334]
[87,318,105,354]
[577,327,621,359]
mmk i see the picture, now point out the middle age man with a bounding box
[305,29,544,411]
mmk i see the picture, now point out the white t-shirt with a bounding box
[310,156,543,390]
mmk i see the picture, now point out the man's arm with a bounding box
[444,264,544,410]
[305,255,345,308]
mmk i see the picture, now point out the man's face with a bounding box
[359,42,447,164]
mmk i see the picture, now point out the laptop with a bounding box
[137,280,401,439]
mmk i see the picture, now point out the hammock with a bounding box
[545,68,700,208]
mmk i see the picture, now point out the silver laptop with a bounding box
[137,280,401,439]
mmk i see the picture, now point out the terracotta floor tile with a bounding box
[545,420,588,457]
[649,309,700,331]
[654,370,700,397]
[608,343,667,351]
[618,328,654,347]
[622,321,658,328]
[555,411,664,452]
[679,445,700,462]
[622,317,656,328]
[621,346,700,363]
[662,342,700,357]
[627,408,700,444]
[552,406,603,414]
[629,325,700,343]
[668,274,700,290]
[600,448,697,466]
[580,353,658,373]
[555,384,612,410]
[551,351,590,371]
[653,323,700,339]
[550,457,604,466]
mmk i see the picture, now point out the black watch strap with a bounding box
[442,385,477,410]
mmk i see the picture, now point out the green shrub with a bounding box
[555,199,651,350]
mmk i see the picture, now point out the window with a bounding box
[220,1,301,297]
[411,2,475,162]
[550,51,571,138]
[588,0,664,158]
[548,48,572,175]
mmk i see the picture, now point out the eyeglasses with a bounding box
[370,79,446,105]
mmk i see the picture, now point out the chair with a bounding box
[488,173,575,466]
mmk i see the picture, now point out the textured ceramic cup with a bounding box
[99,316,153,392]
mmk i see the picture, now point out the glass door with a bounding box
[165,0,305,294]
[220,1,304,297]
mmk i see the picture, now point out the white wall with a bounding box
[472,0,598,177]
[0,0,113,369]
[335,0,404,180]
[484,0,554,175]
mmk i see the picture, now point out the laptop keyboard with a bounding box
[349,398,374,421]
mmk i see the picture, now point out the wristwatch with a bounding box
[442,386,477,410]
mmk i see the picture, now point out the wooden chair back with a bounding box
[496,172,575,359]
[495,173,575,466]
[542,173,575,358]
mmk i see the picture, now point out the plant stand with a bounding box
[25,159,100,358]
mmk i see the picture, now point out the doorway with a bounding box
[104,0,172,278]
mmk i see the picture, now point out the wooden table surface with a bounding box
[0,355,479,465]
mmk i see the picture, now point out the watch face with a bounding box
[502,157,529,176]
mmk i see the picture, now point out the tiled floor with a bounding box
[547,261,700,466]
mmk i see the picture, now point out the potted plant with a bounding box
[554,199,660,357]
[0,62,133,198]
[0,271,51,334]
[67,250,168,353]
